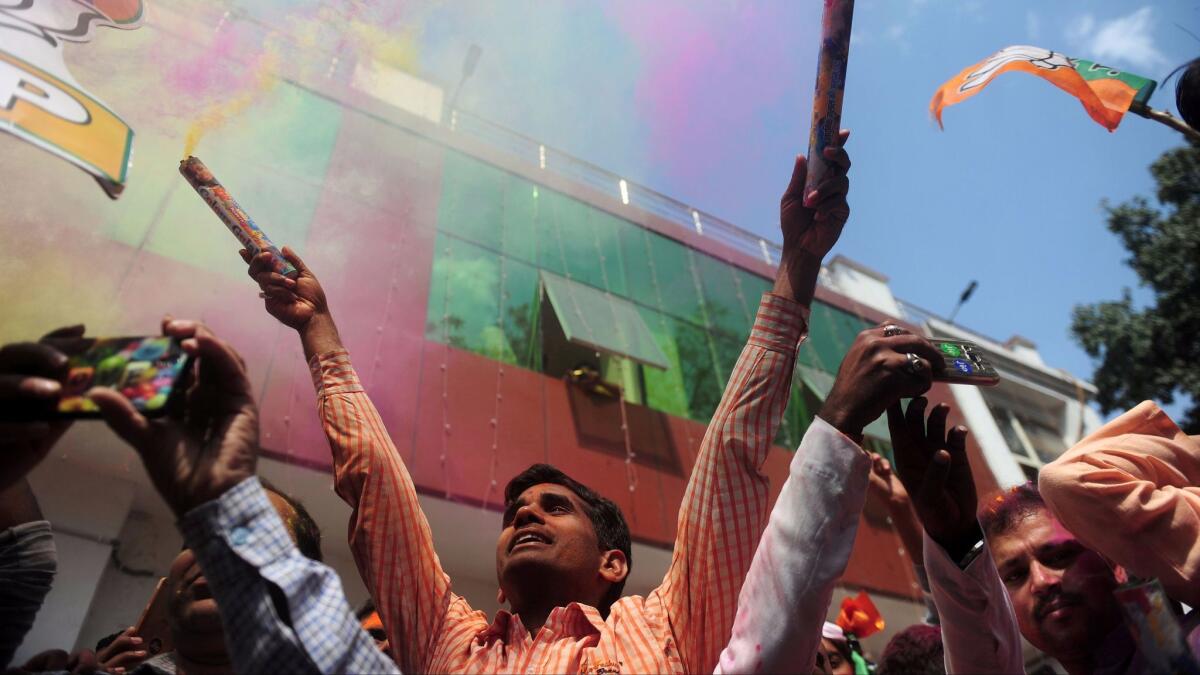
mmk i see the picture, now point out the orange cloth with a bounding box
[930,45,1139,131]
[1040,401,1200,607]
[309,293,810,674]
[835,591,884,639]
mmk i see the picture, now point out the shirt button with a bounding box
[231,527,250,545]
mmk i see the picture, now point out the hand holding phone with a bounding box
[929,339,1000,386]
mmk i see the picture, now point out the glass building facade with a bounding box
[425,150,888,453]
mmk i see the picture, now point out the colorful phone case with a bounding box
[56,336,191,417]
[930,339,1001,386]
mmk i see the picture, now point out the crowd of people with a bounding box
[0,130,1197,675]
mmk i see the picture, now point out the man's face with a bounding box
[165,492,300,647]
[495,483,605,601]
[990,508,1122,660]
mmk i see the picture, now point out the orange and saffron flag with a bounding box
[836,591,885,639]
[931,45,1157,132]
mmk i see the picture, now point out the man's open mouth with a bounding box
[509,529,552,552]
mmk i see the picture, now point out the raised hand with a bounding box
[0,325,85,491]
[887,398,980,559]
[780,129,851,261]
[241,246,328,330]
[95,626,148,674]
[818,322,943,439]
[773,130,851,306]
[88,320,258,517]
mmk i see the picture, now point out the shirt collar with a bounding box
[478,603,605,644]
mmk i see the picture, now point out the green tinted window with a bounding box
[639,307,690,418]
[735,267,773,306]
[502,177,540,265]
[426,234,509,360]
[646,233,704,324]
[501,257,540,369]
[439,152,504,251]
[695,252,753,340]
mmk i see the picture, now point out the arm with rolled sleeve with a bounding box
[1039,401,1200,608]
[180,477,399,675]
[655,293,810,673]
[924,529,1024,674]
[715,417,871,675]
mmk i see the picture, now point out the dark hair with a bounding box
[356,599,377,622]
[259,478,323,562]
[504,464,632,611]
[877,624,945,675]
[979,481,1046,540]
[1175,58,1200,131]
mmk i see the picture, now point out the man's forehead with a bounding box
[991,509,1076,561]
[513,482,581,505]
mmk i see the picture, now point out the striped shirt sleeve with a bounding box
[309,350,449,674]
[180,477,400,675]
[655,293,809,673]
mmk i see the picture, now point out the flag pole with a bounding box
[1129,101,1200,143]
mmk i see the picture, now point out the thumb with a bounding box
[783,153,808,202]
[917,448,952,508]
[87,387,151,452]
[280,246,310,275]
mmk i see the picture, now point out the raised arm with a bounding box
[244,248,453,673]
[1039,400,1200,608]
[890,399,1024,674]
[654,134,852,673]
[180,478,400,675]
[717,323,943,674]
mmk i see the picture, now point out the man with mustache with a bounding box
[981,484,1131,674]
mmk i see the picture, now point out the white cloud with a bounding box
[1065,7,1167,72]
[1026,10,1040,41]
[886,23,906,41]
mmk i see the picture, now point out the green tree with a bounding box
[1072,143,1200,432]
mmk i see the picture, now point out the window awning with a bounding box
[797,365,891,442]
[540,271,669,370]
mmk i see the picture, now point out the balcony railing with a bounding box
[449,109,783,267]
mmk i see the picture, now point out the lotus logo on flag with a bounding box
[0,0,144,198]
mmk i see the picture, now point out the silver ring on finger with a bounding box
[883,324,904,337]
[904,352,925,375]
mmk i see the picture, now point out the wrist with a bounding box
[931,522,984,563]
[299,312,342,359]
[773,250,822,306]
[817,407,864,442]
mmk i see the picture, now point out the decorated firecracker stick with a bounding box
[179,156,297,277]
[804,0,855,204]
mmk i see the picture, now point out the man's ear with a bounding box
[598,549,629,586]
[497,588,507,606]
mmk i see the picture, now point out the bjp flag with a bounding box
[0,0,144,198]
[931,45,1157,132]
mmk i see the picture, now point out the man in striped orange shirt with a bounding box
[242,133,852,674]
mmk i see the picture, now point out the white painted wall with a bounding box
[947,383,1028,488]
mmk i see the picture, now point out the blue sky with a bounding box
[411,1,1198,415]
